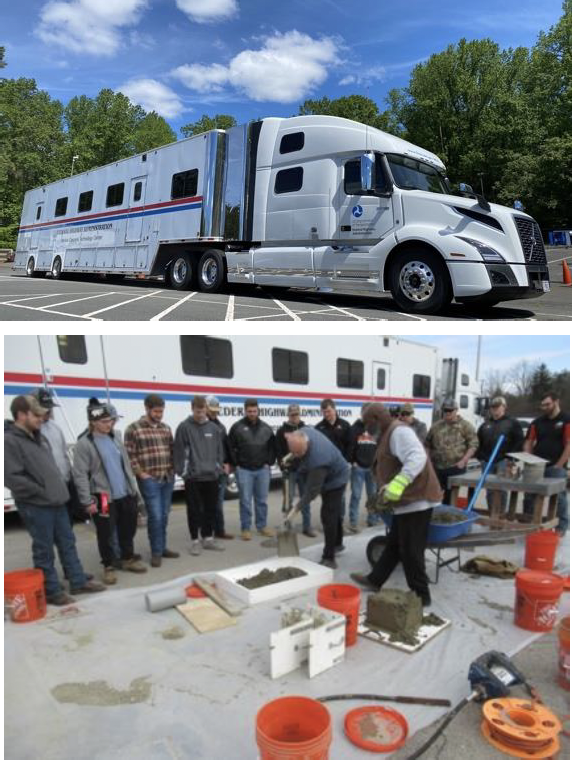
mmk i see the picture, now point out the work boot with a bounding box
[215,532,234,540]
[203,537,225,551]
[162,549,180,558]
[348,525,360,534]
[319,558,337,570]
[122,558,147,574]
[257,527,274,538]
[151,555,162,568]
[419,592,432,607]
[46,592,76,606]
[70,580,107,594]
[334,544,346,554]
[303,528,317,538]
[349,572,379,592]
[103,566,117,585]
[241,530,252,541]
[190,540,202,556]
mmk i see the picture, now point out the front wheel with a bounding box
[50,256,63,280]
[198,249,226,293]
[388,250,451,314]
[168,254,196,290]
[26,257,41,278]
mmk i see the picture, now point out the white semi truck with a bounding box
[13,115,550,314]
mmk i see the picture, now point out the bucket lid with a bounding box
[344,705,408,752]
[516,570,565,589]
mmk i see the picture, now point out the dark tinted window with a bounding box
[460,394,469,409]
[413,374,431,398]
[280,132,305,154]
[377,368,386,390]
[461,373,469,387]
[78,191,93,213]
[133,182,142,202]
[106,183,124,207]
[180,336,233,378]
[387,154,447,194]
[275,167,303,194]
[171,169,198,199]
[272,348,309,384]
[56,335,87,364]
[344,154,390,195]
[54,197,68,217]
[36,206,42,220]
[337,358,364,389]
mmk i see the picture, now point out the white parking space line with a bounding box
[321,303,366,320]
[82,290,163,317]
[547,255,572,265]
[149,292,197,321]
[269,296,301,321]
[0,302,99,320]
[225,295,235,321]
[395,311,428,321]
[0,293,67,304]
[237,311,297,321]
[37,292,117,309]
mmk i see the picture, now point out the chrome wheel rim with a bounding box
[52,259,61,277]
[399,260,436,302]
[27,259,34,276]
[200,258,218,287]
[172,258,188,285]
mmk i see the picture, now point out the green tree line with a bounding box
[485,361,570,417]
[0,2,569,249]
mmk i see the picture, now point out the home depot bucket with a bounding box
[4,569,46,623]
[558,616,570,691]
[514,570,564,632]
[317,584,361,646]
[524,530,559,571]
[256,696,332,760]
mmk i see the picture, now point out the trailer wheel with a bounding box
[389,249,451,314]
[26,257,42,278]
[50,256,63,280]
[168,254,196,290]
[224,472,239,500]
[198,249,226,293]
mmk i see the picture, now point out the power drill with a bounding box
[468,650,539,701]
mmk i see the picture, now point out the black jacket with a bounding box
[315,416,351,460]
[210,417,231,464]
[228,417,276,470]
[5,423,70,508]
[276,420,306,465]
[347,419,378,468]
[476,415,524,464]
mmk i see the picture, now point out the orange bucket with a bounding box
[514,570,564,632]
[317,584,361,646]
[558,616,570,691]
[457,496,469,509]
[256,696,332,760]
[524,530,559,571]
[4,569,46,623]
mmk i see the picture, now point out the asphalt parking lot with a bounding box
[0,248,569,321]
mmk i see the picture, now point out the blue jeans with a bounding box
[138,477,175,556]
[17,503,87,597]
[236,466,271,531]
[348,465,378,526]
[214,474,227,536]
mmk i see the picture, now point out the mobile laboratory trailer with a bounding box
[3,334,483,512]
[14,115,549,315]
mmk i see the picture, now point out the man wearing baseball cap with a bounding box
[399,403,427,444]
[5,395,106,605]
[276,404,315,536]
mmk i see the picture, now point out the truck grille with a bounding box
[513,216,547,264]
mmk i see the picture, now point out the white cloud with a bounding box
[171,30,340,103]
[339,65,386,87]
[175,0,237,24]
[36,0,147,56]
[117,78,185,118]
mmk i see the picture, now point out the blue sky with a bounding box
[412,336,570,379]
[2,0,565,135]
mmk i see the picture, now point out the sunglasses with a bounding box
[443,409,456,413]
[399,412,412,417]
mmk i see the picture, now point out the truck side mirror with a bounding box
[360,152,374,193]
[459,182,474,194]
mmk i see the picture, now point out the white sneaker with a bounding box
[203,538,225,551]
[190,540,202,556]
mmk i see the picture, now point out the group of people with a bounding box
[4,385,569,609]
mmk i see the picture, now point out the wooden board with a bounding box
[192,578,243,617]
[176,599,237,634]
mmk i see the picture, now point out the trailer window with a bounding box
[337,358,364,389]
[171,169,198,199]
[413,374,431,398]
[461,373,469,386]
[56,335,87,364]
[106,183,124,207]
[133,182,142,202]
[279,132,305,154]
[377,368,386,390]
[275,167,303,194]
[54,197,68,217]
[78,190,93,213]
[460,395,469,409]
[36,206,42,220]
[344,154,390,195]
[180,336,233,378]
[272,348,309,385]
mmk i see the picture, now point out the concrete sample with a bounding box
[366,589,423,636]
[145,587,187,613]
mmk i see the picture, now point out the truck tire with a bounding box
[389,249,451,314]
[168,254,196,290]
[26,257,42,278]
[50,256,63,280]
[197,249,226,293]
[224,472,239,500]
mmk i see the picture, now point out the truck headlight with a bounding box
[455,236,506,263]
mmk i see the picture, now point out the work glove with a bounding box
[383,473,412,503]
[368,487,393,515]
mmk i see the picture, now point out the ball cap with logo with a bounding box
[87,404,113,422]
[33,388,59,409]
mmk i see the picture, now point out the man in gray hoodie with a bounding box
[5,395,105,606]
[174,395,226,556]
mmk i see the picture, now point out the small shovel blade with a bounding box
[277,526,299,557]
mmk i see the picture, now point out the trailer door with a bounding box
[372,361,391,399]
[125,176,147,242]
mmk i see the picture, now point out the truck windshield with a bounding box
[386,154,448,194]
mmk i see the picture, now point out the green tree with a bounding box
[133,111,177,153]
[299,95,389,130]
[0,46,6,69]
[180,114,237,137]
[530,364,554,402]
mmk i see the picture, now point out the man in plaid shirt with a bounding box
[124,394,178,567]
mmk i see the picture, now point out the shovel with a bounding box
[276,500,301,557]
